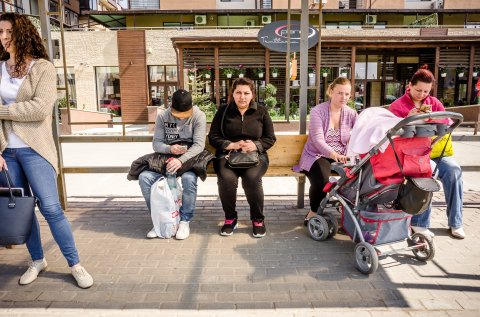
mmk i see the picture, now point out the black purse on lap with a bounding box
[221,104,260,169]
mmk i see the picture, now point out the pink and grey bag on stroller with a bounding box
[307,111,463,274]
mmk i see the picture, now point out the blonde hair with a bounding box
[326,77,352,98]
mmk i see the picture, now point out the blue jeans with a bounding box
[0,148,79,267]
[138,170,198,222]
[411,156,463,229]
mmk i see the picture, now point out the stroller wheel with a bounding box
[308,216,329,241]
[324,212,338,238]
[354,242,379,275]
[411,233,436,261]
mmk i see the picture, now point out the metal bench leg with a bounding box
[296,175,306,209]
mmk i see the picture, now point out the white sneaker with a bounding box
[175,221,190,240]
[146,228,157,239]
[450,227,466,239]
[19,258,48,285]
[411,226,435,238]
[71,265,94,289]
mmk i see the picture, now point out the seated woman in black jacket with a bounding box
[208,78,276,238]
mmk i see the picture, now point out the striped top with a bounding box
[325,128,346,155]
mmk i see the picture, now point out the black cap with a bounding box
[171,89,192,113]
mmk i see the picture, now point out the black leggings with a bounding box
[213,154,268,221]
[305,157,334,213]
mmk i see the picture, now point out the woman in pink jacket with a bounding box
[295,77,357,225]
[389,65,465,239]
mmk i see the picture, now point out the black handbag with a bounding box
[395,177,440,215]
[225,150,259,168]
[0,169,36,245]
[221,104,259,169]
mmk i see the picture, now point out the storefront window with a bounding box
[150,66,164,82]
[384,82,402,105]
[165,66,178,82]
[148,66,178,107]
[95,66,121,116]
[355,55,366,80]
[367,55,381,80]
[56,67,76,108]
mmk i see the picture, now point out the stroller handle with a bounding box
[389,111,464,136]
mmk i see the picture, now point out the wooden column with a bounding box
[351,46,356,101]
[118,30,149,122]
[265,49,270,84]
[215,47,220,108]
[467,46,475,104]
[434,46,440,97]
[178,45,184,89]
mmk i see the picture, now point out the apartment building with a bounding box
[55,0,480,122]
[1,0,81,26]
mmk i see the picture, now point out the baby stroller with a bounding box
[307,111,463,274]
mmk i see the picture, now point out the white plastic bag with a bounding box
[150,177,182,238]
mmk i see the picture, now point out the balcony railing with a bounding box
[1,0,24,13]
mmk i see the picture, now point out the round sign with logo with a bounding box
[257,20,319,53]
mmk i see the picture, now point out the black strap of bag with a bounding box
[220,104,229,139]
[2,168,19,207]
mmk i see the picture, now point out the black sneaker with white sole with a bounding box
[252,220,266,238]
[220,218,238,236]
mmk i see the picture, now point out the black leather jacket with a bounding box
[127,149,214,181]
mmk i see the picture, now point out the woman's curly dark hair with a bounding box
[0,13,49,78]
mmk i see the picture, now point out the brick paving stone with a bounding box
[199,283,233,293]
[235,283,269,292]
[37,291,77,302]
[447,311,480,317]
[144,292,181,302]
[11,301,50,308]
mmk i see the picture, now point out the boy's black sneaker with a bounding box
[220,218,237,236]
[252,220,266,238]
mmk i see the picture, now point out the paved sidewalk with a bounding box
[1,191,480,316]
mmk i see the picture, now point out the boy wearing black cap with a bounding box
[138,89,207,240]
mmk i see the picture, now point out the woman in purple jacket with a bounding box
[295,77,357,225]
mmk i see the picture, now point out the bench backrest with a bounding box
[447,105,480,122]
[205,134,308,167]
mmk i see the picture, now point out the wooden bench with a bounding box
[60,134,309,208]
[447,105,480,135]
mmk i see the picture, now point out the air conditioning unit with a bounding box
[246,19,256,27]
[339,0,349,9]
[261,15,272,24]
[365,15,377,25]
[195,15,207,25]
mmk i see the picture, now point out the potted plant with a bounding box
[237,65,246,78]
[456,66,466,77]
[339,68,348,78]
[439,67,447,78]
[199,67,212,79]
[473,66,480,77]
[308,67,315,78]
[187,69,196,80]
[255,67,264,78]
[223,68,235,78]
[271,67,278,78]
[320,67,331,78]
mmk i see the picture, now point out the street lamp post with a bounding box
[316,0,327,104]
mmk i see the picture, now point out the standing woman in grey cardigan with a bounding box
[0,13,93,288]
